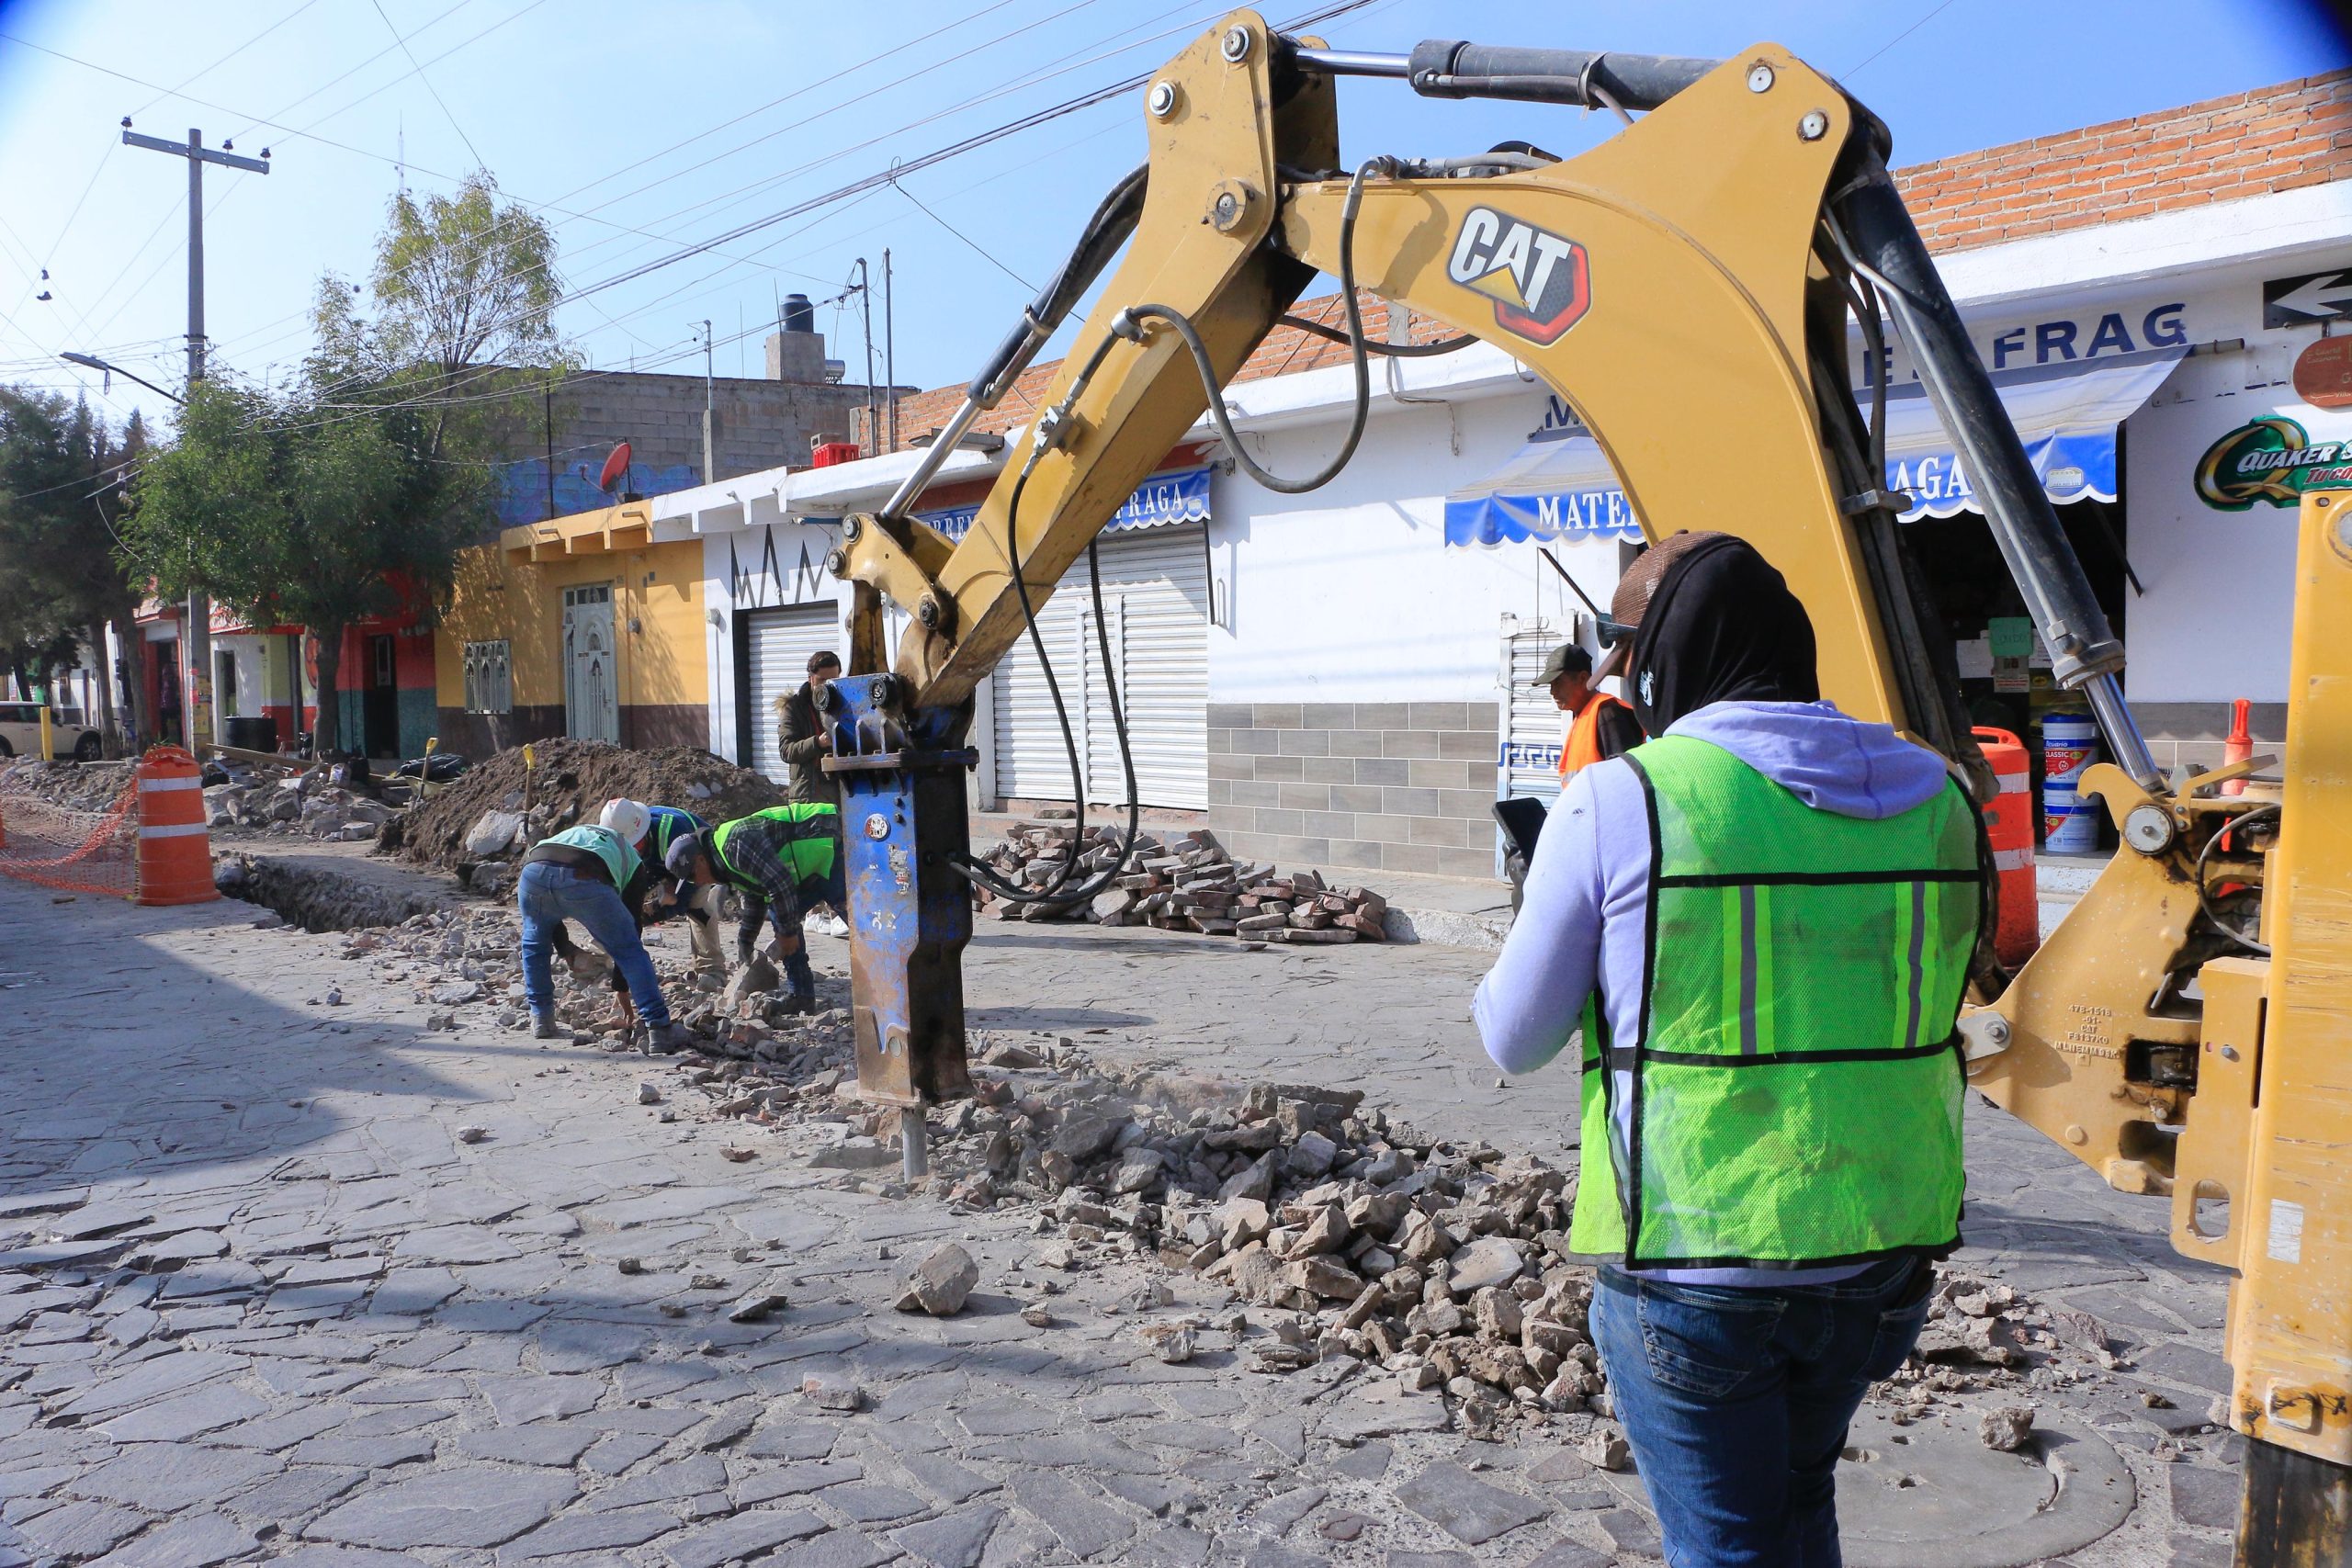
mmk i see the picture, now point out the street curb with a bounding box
[1382,905,1511,951]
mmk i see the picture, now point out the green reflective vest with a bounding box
[1567,734,1981,1269]
[536,824,639,890]
[712,803,839,884]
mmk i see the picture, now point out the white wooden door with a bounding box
[562,584,619,744]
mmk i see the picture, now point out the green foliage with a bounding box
[122,379,492,746]
[0,388,136,696]
[312,170,570,462]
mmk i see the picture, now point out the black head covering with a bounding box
[1625,535,1819,735]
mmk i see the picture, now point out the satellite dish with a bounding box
[598,442,632,493]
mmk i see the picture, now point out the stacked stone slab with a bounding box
[975,820,1388,942]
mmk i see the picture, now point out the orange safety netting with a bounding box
[0,778,139,898]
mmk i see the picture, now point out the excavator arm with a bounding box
[818,15,2350,1544]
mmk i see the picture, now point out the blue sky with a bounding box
[0,0,2345,439]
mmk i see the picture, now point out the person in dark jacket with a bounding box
[777,650,841,804]
[776,649,851,937]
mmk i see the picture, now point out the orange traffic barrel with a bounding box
[133,746,219,907]
[1973,727,2039,968]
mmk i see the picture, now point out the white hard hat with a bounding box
[598,797,652,844]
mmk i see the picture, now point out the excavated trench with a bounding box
[212,847,474,933]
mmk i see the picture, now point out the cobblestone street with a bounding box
[0,870,2247,1566]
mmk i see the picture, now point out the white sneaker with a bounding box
[814,912,850,939]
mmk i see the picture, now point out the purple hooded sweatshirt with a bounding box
[1473,698,1960,1285]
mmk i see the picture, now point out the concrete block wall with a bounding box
[1207,702,1499,880]
[558,372,878,483]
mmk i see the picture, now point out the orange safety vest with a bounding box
[1559,691,1634,777]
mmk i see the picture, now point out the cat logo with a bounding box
[1445,207,1590,346]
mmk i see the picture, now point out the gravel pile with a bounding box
[978,819,1389,942]
[204,757,397,841]
[0,758,133,815]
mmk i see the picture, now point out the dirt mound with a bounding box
[389,739,786,878]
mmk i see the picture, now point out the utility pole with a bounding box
[696,319,715,482]
[854,257,876,454]
[122,123,268,755]
[883,248,897,453]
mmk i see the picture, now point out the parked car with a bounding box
[0,702,105,761]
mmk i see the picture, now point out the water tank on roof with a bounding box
[782,293,815,335]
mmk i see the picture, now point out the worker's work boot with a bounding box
[530,1009,565,1040]
[642,1021,687,1055]
[786,989,818,1018]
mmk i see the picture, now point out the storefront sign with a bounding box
[918,466,1212,540]
[2294,336,2352,411]
[2194,416,2352,510]
[2263,268,2352,329]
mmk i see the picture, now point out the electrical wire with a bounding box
[1276,307,1477,356]
[1125,158,1383,494]
[2195,805,2277,956]
[369,0,488,171]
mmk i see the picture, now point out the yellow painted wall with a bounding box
[435,503,706,721]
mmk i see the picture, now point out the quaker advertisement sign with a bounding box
[2195,417,2352,510]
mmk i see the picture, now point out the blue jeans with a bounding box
[1590,1255,1934,1568]
[518,862,671,1028]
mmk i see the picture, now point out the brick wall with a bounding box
[1896,69,2352,252]
[1208,701,1498,880]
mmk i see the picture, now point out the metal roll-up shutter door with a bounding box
[1498,621,1575,873]
[745,604,841,784]
[992,524,1207,809]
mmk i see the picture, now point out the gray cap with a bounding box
[663,831,706,885]
[1530,643,1594,684]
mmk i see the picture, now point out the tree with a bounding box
[122,379,490,752]
[0,389,147,749]
[312,171,568,468]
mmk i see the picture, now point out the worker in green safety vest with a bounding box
[1474,533,1987,1565]
[662,802,846,1014]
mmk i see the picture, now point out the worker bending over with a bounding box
[516,798,682,1051]
[1475,533,1982,1567]
[664,801,844,1015]
[549,800,729,1025]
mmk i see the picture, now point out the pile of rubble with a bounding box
[203,756,399,842]
[657,990,2120,1447]
[387,739,786,899]
[0,757,133,815]
[977,819,1389,943]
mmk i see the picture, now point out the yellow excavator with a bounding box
[809,17,2349,1561]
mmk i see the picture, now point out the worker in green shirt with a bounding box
[662,802,844,1014]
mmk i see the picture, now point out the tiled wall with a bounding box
[2130,702,2287,776]
[1207,702,1500,881]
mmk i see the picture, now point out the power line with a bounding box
[220,0,482,141]
[888,175,1037,291]
[369,0,488,171]
[1846,0,1964,79]
[126,0,325,120]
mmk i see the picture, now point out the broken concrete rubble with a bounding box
[974,819,1392,942]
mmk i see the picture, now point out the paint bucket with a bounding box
[2042,776,2101,855]
[2041,711,2099,786]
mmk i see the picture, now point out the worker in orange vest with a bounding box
[1537,642,1642,776]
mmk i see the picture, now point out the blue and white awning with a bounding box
[1444,348,2185,547]
[919,465,1213,541]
